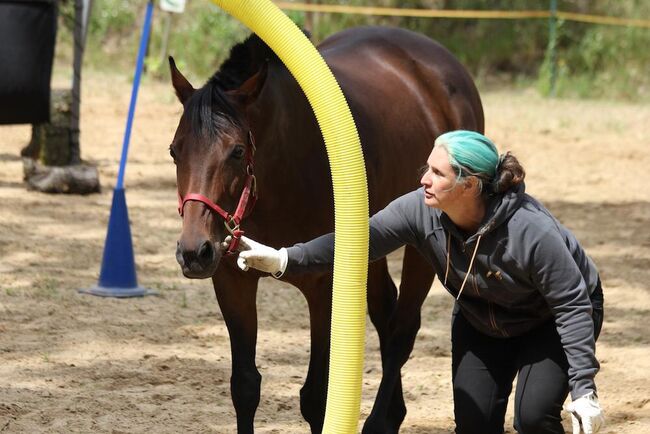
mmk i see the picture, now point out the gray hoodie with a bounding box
[286,184,599,399]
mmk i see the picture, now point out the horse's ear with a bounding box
[169,56,195,104]
[227,62,268,106]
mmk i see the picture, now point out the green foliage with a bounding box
[559,25,650,99]
[88,0,138,40]
[154,3,248,82]
[55,0,249,79]
[55,0,650,100]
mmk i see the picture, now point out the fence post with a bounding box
[548,0,558,96]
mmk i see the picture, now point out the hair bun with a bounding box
[491,152,525,194]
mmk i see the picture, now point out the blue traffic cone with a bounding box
[79,188,153,297]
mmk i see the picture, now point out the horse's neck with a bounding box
[244,66,333,228]
[250,66,325,179]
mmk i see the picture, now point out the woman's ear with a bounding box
[462,177,480,194]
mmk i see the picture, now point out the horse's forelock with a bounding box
[185,82,243,142]
[184,32,284,143]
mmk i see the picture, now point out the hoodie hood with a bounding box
[476,183,527,236]
[440,183,527,244]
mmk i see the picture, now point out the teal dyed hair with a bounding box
[435,130,500,181]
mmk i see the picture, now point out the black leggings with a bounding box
[452,285,604,434]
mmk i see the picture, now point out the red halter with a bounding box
[177,131,258,254]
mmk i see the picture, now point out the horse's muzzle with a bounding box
[176,239,221,279]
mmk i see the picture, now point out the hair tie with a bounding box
[488,153,507,194]
[495,153,507,174]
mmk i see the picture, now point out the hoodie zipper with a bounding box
[474,266,507,337]
[451,233,507,337]
[488,302,508,337]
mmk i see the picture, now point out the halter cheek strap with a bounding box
[177,131,258,254]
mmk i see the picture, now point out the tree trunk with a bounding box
[33,88,72,166]
[22,88,100,194]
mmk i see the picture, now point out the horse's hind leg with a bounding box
[385,247,434,430]
[213,268,261,434]
[295,274,333,434]
[363,246,435,434]
[363,259,402,434]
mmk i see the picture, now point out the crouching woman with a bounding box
[231,130,605,434]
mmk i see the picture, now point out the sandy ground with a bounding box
[0,72,649,433]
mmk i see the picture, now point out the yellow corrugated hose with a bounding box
[210,1,369,432]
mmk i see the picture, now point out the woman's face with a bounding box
[420,146,465,209]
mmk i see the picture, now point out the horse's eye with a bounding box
[230,145,246,160]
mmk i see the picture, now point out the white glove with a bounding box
[565,392,605,434]
[223,235,288,278]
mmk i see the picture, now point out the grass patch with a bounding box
[31,277,61,298]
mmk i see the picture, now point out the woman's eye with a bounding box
[230,145,245,160]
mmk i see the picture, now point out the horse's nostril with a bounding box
[197,240,215,265]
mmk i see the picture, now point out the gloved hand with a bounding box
[565,392,605,434]
[222,235,288,278]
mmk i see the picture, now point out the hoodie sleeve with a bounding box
[529,226,599,400]
[285,190,423,274]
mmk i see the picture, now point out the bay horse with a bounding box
[169,26,483,433]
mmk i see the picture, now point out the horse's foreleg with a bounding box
[363,247,435,434]
[296,275,332,434]
[213,267,261,434]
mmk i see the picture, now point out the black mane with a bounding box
[210,28,310,90]
[184,33,277,138]
[184,31,311,139]
[210,33,278,91]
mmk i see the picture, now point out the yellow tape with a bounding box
[276,2,550,19]
[275,1,650,28]
[211,1,368,433]
[557,11,650,28]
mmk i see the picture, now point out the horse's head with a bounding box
[169,53,267,279]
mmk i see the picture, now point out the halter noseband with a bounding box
[177,131,257,254]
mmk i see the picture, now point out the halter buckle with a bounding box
[223,216,240,235]
[223,217,244,255]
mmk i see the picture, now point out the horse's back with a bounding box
[317,26,484,209]
[319,26,483,131]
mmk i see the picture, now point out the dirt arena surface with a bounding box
[1,72,649,433]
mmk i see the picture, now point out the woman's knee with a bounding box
[454,388,507,434]
[514,403,564,434]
